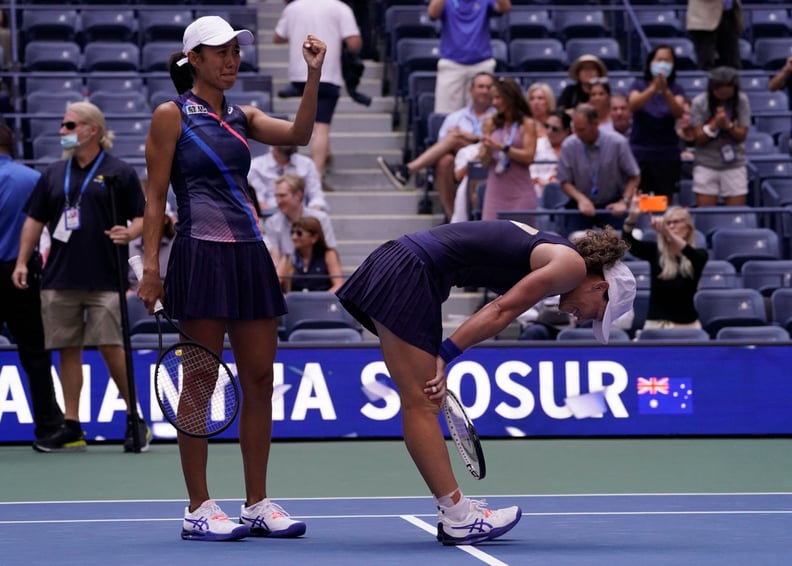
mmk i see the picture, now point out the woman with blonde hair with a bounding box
[622,201,708,330]
[281,216,343,292]
[526,82,555,137]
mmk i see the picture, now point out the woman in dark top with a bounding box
[623,202,708,328]
[628,44,686,198]
[557,54,608,113]
[337,220,636,545]
[283,216,343,292]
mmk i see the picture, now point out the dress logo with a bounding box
[185,104,208,115]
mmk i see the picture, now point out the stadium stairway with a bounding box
[253,0,515,340]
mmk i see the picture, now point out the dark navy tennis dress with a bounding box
[165,91,286,320]
[336,220,578,355]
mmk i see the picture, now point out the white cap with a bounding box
[592,261,636,344]
[177,16,254,66]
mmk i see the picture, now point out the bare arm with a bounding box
[561,181,596,217]
[427,0,445,20]
[494,0,511,14]
[344,34,362,54]
[325,248,344,292]
[769,57,792,91]
[11,217,45,289]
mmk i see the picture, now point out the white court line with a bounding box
[4,509,792,527]
[400,515,509,566]
[2,492,792,505]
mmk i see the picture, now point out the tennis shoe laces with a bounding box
[376,156,410,190]
[182,500,250,541]
[239,498,307,537]
[437,499,522,546]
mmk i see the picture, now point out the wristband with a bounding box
[439,338,463,364]
[502,144,510,155]
[702,124,717,139]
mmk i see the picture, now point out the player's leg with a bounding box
[229,317,306,537]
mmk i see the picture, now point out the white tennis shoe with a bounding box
[182,500,250,541]
[239,498,307,537]
[436,499,522,546]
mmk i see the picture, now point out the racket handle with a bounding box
[128,255,164,313]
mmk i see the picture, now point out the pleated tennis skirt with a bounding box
[336,239,443,355]
[165,237,286,321]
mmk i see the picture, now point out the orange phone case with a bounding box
[638,195,668,213]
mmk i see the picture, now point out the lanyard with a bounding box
[64,151,106,209]
[581,142,601,198]
[464,107,483,137]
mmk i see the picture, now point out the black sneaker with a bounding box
[33,422,87,453]
[376,156,410,190]
[123,415,152,453]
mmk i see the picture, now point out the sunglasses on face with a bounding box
[544,123,564,133]
[291,229,314,236]
[60,121,80,130]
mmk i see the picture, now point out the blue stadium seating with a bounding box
[83,42,140,72]
[694,288,767,337]
[637,328,710,342]
[508,38,566,72]
[716,325,790,342]
[81,9,138,44]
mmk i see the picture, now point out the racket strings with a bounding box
[156,344,237,436]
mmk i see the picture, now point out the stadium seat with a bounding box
[711,227,781,270]
[287,328,363,343]
[81,9,138,44]
[625,260,651,290]
[740,259,792,296]
[739,38,756,69]
[491,39,509,72]
[424,112,446,147]
[693,288,767,337]
[673,72,707,97]
[629,289,650,337]
[716,325,790,341]
[83,41,140,72]
[699,260,739,289]
[26,91,84,114]
[650,38,697,70]
[89,91,150,114]
[230,90,272,112]
[508,38,567,72]
[635,9,684,38]
[770,287,792,332]
[86,76,145,96]
[692,208,759,243]
[394,38,441,97]
[142,41,182,73]
[24,40,81,72]
[239,44,258,72]
[21,9,79,43]
[636,327,710,341]
[745,8,792,40]
[383,5,438,58]
[754,38,792,70]
[106,118,151,136]
[565,38,625,70]
[553,10,608,40]
[31,135,64,162]
[747,90,789,113]
[139,10,192,44]
[753,113,792,140]
[24,76,84,96]
[110,136,147,160]
[556,327,631,342]
[502,9,553,41]
[761,177,792,206]
[741,73,770,91]
[282,291,361,340]
[745,131,779,155]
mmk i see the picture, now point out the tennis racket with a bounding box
[443,389,486,480]
[128,255,240,438]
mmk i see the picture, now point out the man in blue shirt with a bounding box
[558,104,641,235]
[429,0,510,114]
[0,124,64,445]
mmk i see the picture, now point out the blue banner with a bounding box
[1,343,790,442]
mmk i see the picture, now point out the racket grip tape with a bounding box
[439,338,463,364]
[128,255,164,313]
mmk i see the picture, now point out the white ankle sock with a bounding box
[436,490,469,521]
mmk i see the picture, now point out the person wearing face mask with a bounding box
[11,101,150,453]
[247,145,328,214]
[628,45,686,199]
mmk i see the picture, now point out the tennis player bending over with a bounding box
[138,16,325,541]
[337,220,635,545]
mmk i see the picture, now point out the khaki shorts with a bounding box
[434,57,496,115]
[692,165,748,197]
[41,290,123,349]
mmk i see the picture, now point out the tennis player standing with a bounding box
[337,221,636,545]
[137,16,325,541]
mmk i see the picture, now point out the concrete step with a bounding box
[322,148,402,170]
[325,190,427,214]
[321,131,403,152]
[332,213,442,240]
[282,112,391,133]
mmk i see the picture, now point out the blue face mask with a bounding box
[60,133,79,149]
[651,61,673,77]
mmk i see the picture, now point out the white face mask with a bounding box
[60,133,80,149]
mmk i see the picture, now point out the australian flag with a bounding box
[637,377,694,415]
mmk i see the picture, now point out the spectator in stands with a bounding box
[609,92,632,137]
[377,72,495,219]
[0,124,64,445]
[685,66,750,206]
[449,113,495,222]
[686,0,742,71]
[275,0,362,181]
[526,82,555,138]
[768,55,792,112]
[429,0,510,115]
[248,145,328,213]
[281,216,344,293]
[628,44,686,199]
[623,202,708,331]
[478,77,537,220]
[677,98,697,177]
[265,173,338,278]
[138,16,319,540]
[557,104,640,235]
[557,55,608,113]
[12,102,150,453]
[530,109,572,199]
[589,81,613,132]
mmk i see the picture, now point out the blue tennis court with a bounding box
[2,493,791,565]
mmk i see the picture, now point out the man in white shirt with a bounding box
[274,0,362,179]
[248,145,328,213]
